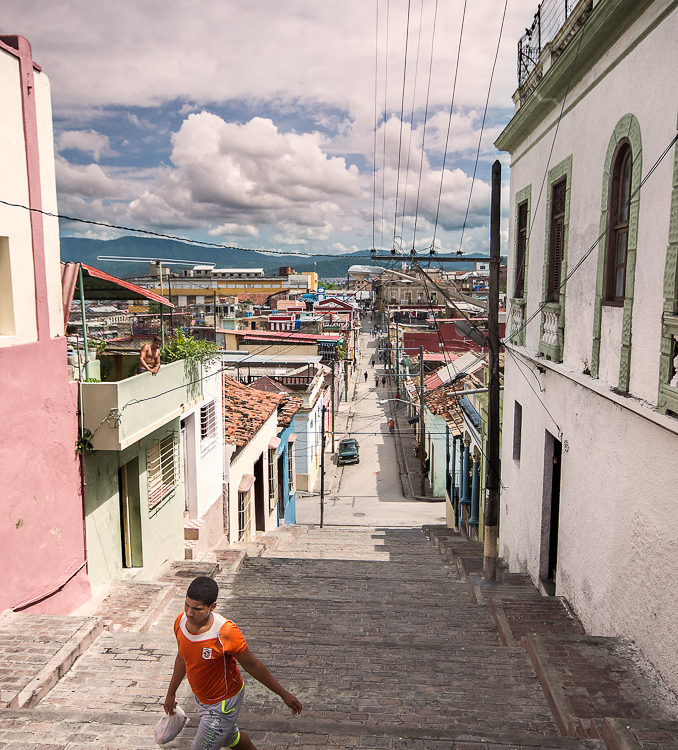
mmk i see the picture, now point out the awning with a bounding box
[238,473,255,493]
[61,261,173,332]
[268,437,281,450]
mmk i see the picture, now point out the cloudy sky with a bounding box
[5,1,539,257]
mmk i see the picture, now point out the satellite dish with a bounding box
[454,320,486,347]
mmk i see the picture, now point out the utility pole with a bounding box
[395,318,400,396]
[330,359,336,452]
[320,404,325,528]
[419,344,426,496]
[484,159,502,582]
[344,358,349,401]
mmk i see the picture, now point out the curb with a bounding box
[132,583,176,633]
[8,616,103,709]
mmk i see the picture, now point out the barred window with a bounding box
[200,400,217,455]
[288,445,295,496]
[148,433,178,511]
[238,490,251,541]
[268,449,277,512]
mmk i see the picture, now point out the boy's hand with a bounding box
[163,693,177,715]
[282,691,302,715]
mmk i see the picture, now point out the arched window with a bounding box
[605,141,632,302]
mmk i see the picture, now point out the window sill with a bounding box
[601,300,625,308]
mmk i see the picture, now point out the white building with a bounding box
[180,361,225,558]
[496,0,678,692]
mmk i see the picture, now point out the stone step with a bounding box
[489,598,585,647]
[525,634,678,739]
[0,707,608,749]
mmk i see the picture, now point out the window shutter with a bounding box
[547,180,566,303]
[514,202,528,298]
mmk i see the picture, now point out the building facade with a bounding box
[496,0,678,692]
[0,36,90,613]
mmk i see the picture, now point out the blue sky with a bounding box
[4,0,539,257]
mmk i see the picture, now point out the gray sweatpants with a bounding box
[191,685,245,749]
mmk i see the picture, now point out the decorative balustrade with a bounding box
[671,335,678,388]
[511,304,524,338]
[542,309,559,347]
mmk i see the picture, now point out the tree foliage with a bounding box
[161,329,220,366]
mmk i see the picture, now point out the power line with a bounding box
[381,0,390,248]
[457,0,508,255]
[411,0,439,254]
[392,0,413,253]
[431,0,468,252]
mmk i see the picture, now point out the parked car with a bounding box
[337,437,360,465]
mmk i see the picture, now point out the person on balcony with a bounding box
[138,337,161,375]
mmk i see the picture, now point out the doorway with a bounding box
[540,431,562,595]
[254,454,266,531]
[119,458,143,568]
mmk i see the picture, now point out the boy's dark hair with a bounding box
[186,576,218,606]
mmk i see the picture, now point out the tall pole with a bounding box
[330,359,336,452]
[78,265,91,381]
[344,358,349,401]
[395,317,399,395]
[320,404,326,528]
[419,345,426,496]
[159,261,165,349]
[484,159,501,581]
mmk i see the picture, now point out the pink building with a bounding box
[0,36,90,613]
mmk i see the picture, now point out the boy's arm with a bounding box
[235,648,302,715]
[163,652,187,715]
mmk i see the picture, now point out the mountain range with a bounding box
[60,235,487,280]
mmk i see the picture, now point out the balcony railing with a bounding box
[518,0,591,90]
[81,359,203,451]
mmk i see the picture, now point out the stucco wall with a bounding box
[505,4,677,402]
[226,411,279,543]
[500,354,678,692]
[499,5,678,692]
[84,418,185,587]
[0,339,89,612]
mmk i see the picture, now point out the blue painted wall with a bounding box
[277,417,297,525]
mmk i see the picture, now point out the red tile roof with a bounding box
[276,394,303,427]
[222,375,281,447]
[233,329,342,343]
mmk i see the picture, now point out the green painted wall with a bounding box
[84,417,185,586]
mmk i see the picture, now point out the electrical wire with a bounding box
[381,0,390,248]
[392,0,413,253]
[411,0,439,254]
[430,0,468,253]
[456,0,508,255]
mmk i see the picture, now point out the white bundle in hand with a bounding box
[154,706,188,745]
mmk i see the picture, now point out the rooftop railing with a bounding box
[518,0,580,88]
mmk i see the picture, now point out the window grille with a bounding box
[287,446,295,496]
[546,179,567,303]
[238,490,251,540]
[514,202,528,298]
[200,400,217,455]
[268,449,277,512]
[148,433,179,511]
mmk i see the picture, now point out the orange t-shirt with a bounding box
[174,612,248,704]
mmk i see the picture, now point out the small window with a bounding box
[200,401,216,455]
[512,401,522,462]
[268,448,277,512]
[514,201,528,299]
[238,490,251,540]
[147,433,178,511]
[546,179,567,303]
[287,445,295,496]
[605,141,632,302]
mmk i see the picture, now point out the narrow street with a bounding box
[296,323,445,528]
[0,324,676,748]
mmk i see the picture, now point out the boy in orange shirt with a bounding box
[164,576,302,749]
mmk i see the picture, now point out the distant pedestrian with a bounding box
[382,376,386,386]
[375,374,379,387]
[364,371,368,383]
[164,577,302,750]
[371,358,374,367]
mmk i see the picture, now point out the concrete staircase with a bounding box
[422,524,678,750]
[0,523,675,748]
